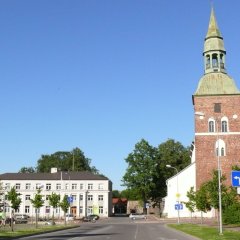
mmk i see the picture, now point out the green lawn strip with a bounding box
[168,224,240,240]
[0,224,79,238]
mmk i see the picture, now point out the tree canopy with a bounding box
[122,138,191,210]
[19,147,99,174]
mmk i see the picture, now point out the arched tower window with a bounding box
[206,55,210,69]
[215,139,226,156]
[208,118,215,132]
[212,53,219,68]
[220,53,225,69]
[221,117,228,132]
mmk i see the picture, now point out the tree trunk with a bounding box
[52,210,55,224]
[35,210,38,229]
[64,212,66,226]
[11,210,14,232]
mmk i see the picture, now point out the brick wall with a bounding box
[193,95,240,188]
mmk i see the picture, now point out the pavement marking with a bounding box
[134,224,139,240]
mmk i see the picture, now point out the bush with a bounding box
[223,202,240,224]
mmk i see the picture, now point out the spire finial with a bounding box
[205,6,222,39]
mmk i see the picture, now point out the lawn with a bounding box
[0,223,79,239]
[169,224,240,240]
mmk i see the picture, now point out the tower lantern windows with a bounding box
[220,54,225,69]
[212,53,219,68]
[206,55,211,69]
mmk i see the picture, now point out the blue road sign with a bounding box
[232,171,240,187]
[175,203,183,210]
[67,196,73,203]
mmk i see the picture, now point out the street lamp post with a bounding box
[166,164,180,224]
[216,118,223,235]
[195,112,223,235]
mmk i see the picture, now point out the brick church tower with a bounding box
[193,8,240,189]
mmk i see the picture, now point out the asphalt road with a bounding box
[18,216,199,240]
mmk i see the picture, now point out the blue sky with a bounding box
[1,1,240,190]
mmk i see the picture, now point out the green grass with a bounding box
[169,224,240,240]
[0,223,78,239]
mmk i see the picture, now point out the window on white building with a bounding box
[25,195,31,200]
[26,183,31,190]
[36,183,45,190]
[46,183,51,190]
[56,183,61,190]
[79,194,83,201]
[72,195,77,201]
[46,206,50,214]
[87,195,93,201]
[25,206,30,214]
[80,184,84,190]
[87,206,93,215]
[15,183,21,190]
[72,184,77,190]
[98,195,103,201]
[5,183,10,190]
[46,195,50,200]
[5,207,10,213]
[99,206,103,214]
[65,183,69,190]
[88,184,93,190]
[79,206,83,214]
[98,183,104,190]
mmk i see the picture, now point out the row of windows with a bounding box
[205,53,225,70]
[8,205,105,215]
[208,117,229,133]
[19,194,104,201]
[5,183,105,191]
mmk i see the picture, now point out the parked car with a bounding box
[14,214,29,224]
[82,214,99,222]
[65,214,75,221]
[44,220,56,225]
[129,213,147,220]
[89,214,99,220]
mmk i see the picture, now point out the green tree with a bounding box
[36,147,98,173]
[122,139,157,214]
[184,187,196,220]
[49,192,60,223]
[203,170,228,210]
[151,139,191,210]
[120,189,141,200]
[195,185,211,224]
[59,195,70,226]
[30,189,44,228]
[18,167,36,173]
[112,190,121,198]
[7,187,22,232]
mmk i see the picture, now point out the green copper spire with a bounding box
[194,8,240,96]
[205,7,222,39]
